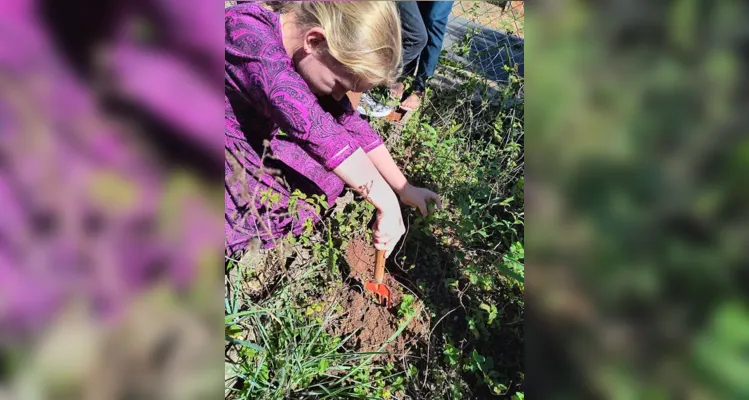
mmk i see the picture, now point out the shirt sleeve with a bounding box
[225,4,361,171]
[334,97,385,153]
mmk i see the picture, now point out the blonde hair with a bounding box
[268,1,402,87]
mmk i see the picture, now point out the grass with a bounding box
[225,239,420,399]
[225,5,524,399]
[225,302,415,398]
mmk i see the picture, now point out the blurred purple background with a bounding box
[0,0,224,397]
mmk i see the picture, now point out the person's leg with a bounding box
[413,0,453,92]
[397,1,427,79]
[392,1,426,100]
[401,1,453,110]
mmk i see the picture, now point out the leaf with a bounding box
[420,122,437,136]
[225,336,265,352]
[500,196,515,207]
[468,318,479,338]
[226,324,243,338]
[472,350,485,363]
[398,294,417,319]
[480,275,494,291]
[479,303,499,325]
[488,304,499,325]
[492,383,508,395]
[269,192,278,204]
[510,241,524,259]
[443,344,460,366]
[499,261,524,284]
[318,358,329,375]
[446,123,463,137]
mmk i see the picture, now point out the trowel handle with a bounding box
[374,249,386,284]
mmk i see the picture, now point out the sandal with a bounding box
[399,91,423,112]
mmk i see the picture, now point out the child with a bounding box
[225,2,442,258]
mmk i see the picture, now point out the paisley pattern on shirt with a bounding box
[224,3,385,254]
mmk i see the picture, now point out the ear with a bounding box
[302,27,327,55]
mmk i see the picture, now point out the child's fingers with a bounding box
[426,191,443,211]
[423,193,442,213]
[385,240,396,258]
[374,230,392,243]
[374,234,390,245]
[417,201,428,217]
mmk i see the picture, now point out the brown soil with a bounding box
[328,286,428,361]
[327,237,428,361]
[344,237,403,307]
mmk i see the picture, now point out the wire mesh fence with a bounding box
[414,1,525,198]
[441,1,524,85]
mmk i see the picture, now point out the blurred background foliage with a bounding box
[526,0,749,398]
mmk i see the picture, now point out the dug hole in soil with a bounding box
[325,237,429,361]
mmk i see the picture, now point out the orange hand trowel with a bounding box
[364,249,391,308]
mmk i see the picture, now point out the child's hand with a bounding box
[373,208,405,258]
[397,184,443,216]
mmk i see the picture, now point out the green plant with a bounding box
[501,241,525,285]
[443,343,460,367]
[397,294,417,321]
[372,43,525,396]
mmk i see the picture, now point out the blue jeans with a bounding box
[397,1,454,92]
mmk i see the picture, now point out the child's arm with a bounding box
[333,97,443,216]
[366,145,442,216]
[365,145,408,192]
[333,149,405,257]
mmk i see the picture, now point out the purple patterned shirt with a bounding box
[224,3,384,253]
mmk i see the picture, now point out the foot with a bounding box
[399,91,423,111]
[390,82,405,101]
